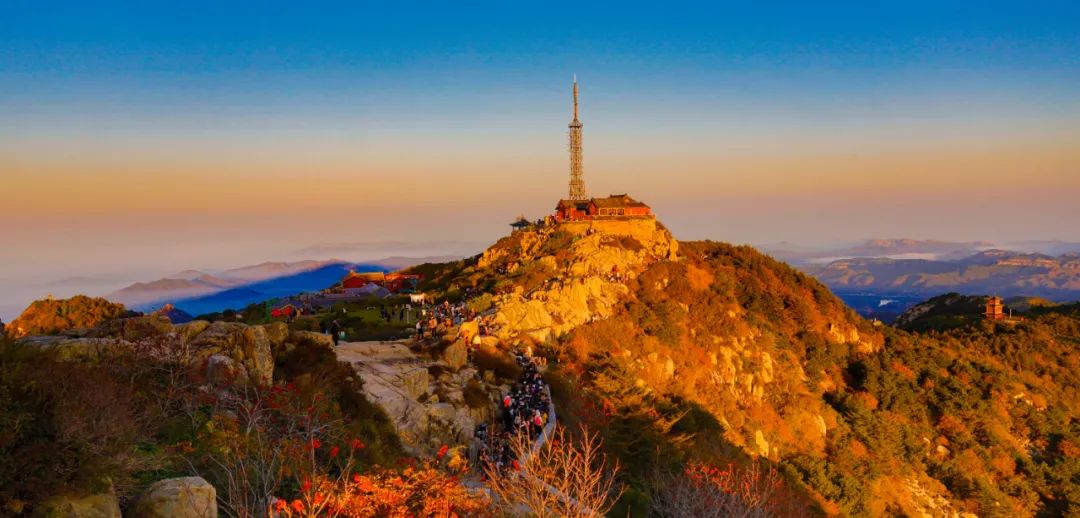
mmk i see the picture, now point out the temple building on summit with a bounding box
[554,194,652,222]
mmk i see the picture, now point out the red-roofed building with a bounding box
[341,272,385,290]
[554,194,652,222]
[338,271,422,295]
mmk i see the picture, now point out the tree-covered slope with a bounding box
[548,241,1079,516]
[416,227,1079,516]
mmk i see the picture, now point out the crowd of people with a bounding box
[471,348,552,476]
[416,299,469,339]
[414,294,495,344]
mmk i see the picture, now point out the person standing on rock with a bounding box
[329,320,342,346]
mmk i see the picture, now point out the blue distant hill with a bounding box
[164,262,388,316]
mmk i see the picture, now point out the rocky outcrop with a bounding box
[483,218,680,343]
[187,322,275,385]
[402,367,430,401]
[262,321,290,353]
[175,320,211,344]
[90,315,173,341]
[17,317,290,387]
[15,336,130,361]
[206,354,245,385]
[336,341,496,455]
[133,477,217,518]
[442,338,469,369]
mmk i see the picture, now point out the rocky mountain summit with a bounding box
[408,217,1079,516]
[477,218,679,342]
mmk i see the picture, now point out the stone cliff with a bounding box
[335,339,501,456]
[477,218,679,343]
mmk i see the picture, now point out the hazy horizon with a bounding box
[2,2,1078,319]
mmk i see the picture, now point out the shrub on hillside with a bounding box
[650,461,811,518]
[0,338,155,511]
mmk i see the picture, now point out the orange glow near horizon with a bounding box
[3,129,1076,221]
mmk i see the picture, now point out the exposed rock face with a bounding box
[17,317,287,387]
[206,354,245,385]
[262,321,290,353]
[187,322,274,385]
[442,338,469,369]
[402,367,431,401]
[35,489,121,518]
[175,320,211,344]
[336,341,493,455]
[483,218,679,342]
[133,477,217,518]
[90,315,174,341]
[826,321,877,354]
[15,336,130,361]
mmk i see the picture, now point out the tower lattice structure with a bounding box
[568,76,587,200]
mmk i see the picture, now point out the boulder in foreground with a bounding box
[133,477,217,518]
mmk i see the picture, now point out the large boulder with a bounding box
[260,322,290,353]
[133,477,217,518]
[175,320,211,345]
[35,489,121,518]
[442,339,468,370]
[187,321,246,352]
[427,403,477,445]
[242,326,275,386]
[188,322,273,385]
[402,367,430,400]
[206,354,247,386]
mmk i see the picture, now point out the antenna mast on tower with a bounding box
[568,75,587,200]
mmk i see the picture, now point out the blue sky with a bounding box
[3,1,1077,107]
[1,1,1078,319]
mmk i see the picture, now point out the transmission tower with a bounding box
[568,75,587,200]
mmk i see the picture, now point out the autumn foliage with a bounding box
[5,295,129,338]
[190,379,485,518]
[650,462,808,518]
[272,461,488,518]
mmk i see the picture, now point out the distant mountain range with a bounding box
[763,238,1080,266]
[109,255,461,315]
[804,249,1080,302]
[109,259,346,307]
[757,239,1080,322]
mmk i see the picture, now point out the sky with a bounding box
[1,1,1079,318]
